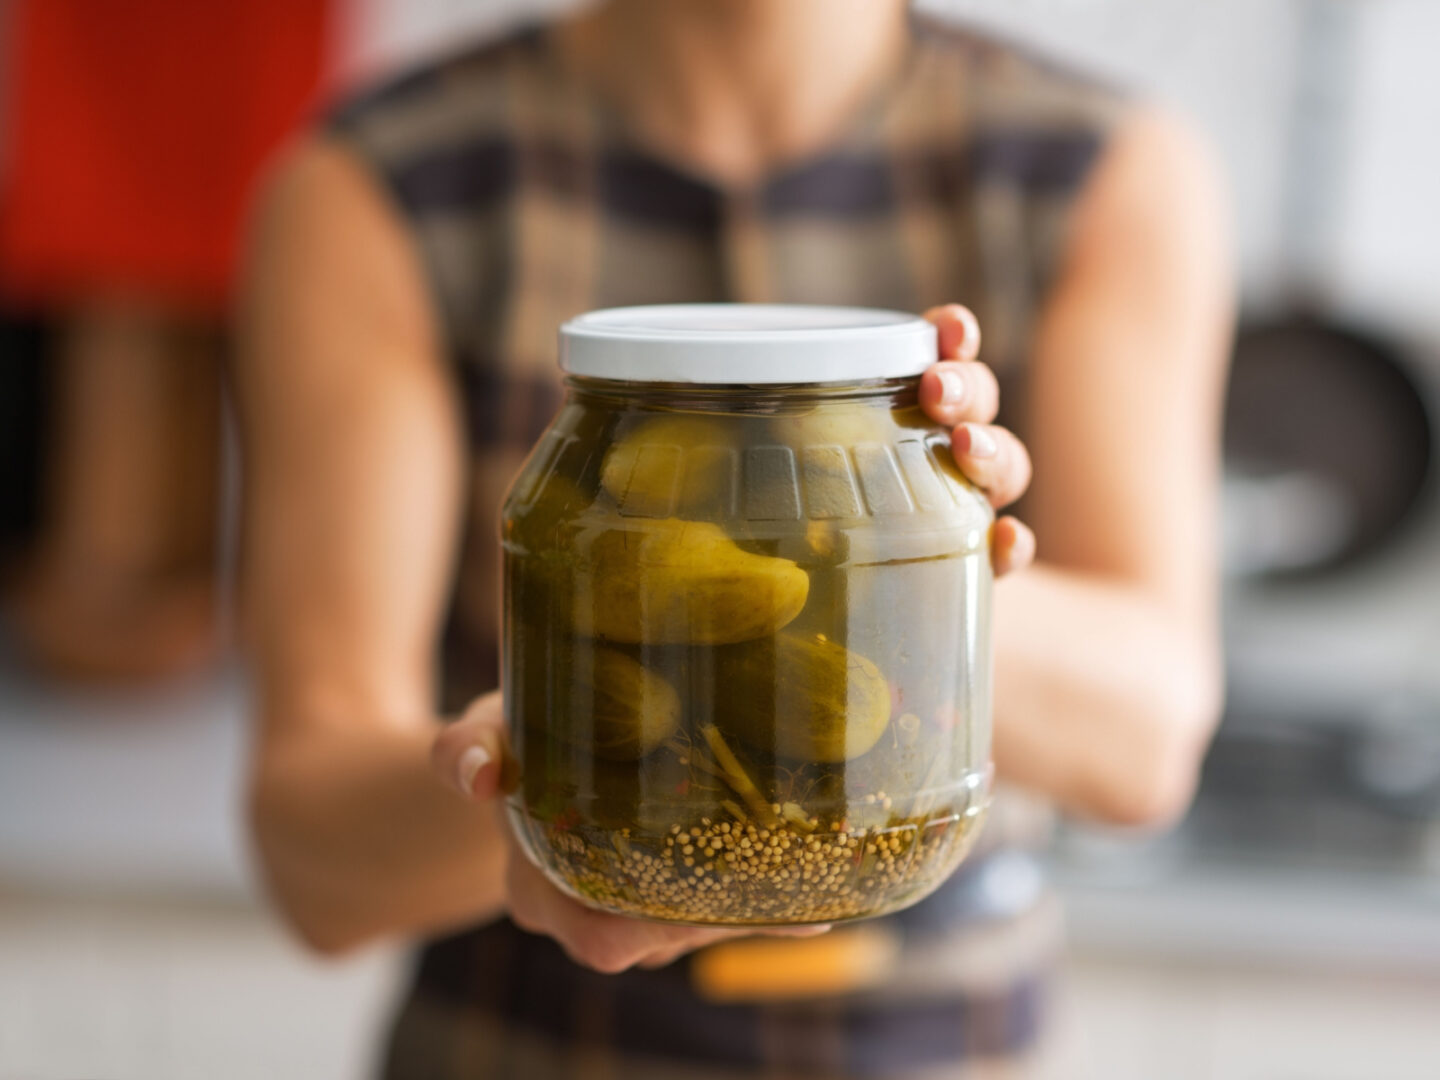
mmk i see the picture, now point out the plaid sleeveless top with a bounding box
[331,18,1122,1079]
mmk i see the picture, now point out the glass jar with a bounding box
[502,305,993,926]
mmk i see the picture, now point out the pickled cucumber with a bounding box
[775,402,894,448]
[600,415,737,516]
[781,405,892,526]
[713,631,892,762]
[573,519,809,644]
[584,647,681,760]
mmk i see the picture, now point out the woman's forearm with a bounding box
[249,718,508,954]
[992,563,1222,826]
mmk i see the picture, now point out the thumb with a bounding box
[431,691,510,801]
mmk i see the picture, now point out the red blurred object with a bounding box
[0,0,331,311]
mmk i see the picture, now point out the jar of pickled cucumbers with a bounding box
[502,304,994,926]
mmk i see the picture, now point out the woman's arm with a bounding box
[942,109,1234,826]
[236,140,508,952]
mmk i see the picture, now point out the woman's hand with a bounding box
[919,305,1035,576]
[431,693,828,973]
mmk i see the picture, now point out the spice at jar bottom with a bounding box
[515,799,987,926]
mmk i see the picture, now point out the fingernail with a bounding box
[938,370,965,405]
[456,745,492,797]
[956,307,981,361]
[962,424,997,459]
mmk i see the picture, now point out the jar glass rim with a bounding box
[565,373,922,410]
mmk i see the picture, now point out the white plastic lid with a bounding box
[559,304,936,384]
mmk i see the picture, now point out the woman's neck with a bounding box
[552,0,911,185]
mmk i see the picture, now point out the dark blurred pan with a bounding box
[1225,314,1434,575]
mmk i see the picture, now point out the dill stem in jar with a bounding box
[700,724,780,828]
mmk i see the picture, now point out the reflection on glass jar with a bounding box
[502,305,994,927]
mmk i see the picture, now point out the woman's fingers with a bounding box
[920,304,1035,574]
[431,691,507,800]
[508,851,734,973]
[918,360,1000,428]
[919,306,996,426]
[922,303,982,363]
[952,423,1032,509]
[638,943,695,970]
[554,915,830,973]
[992,515,1036,577]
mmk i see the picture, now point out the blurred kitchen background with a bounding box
[2,0,1438,1077]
